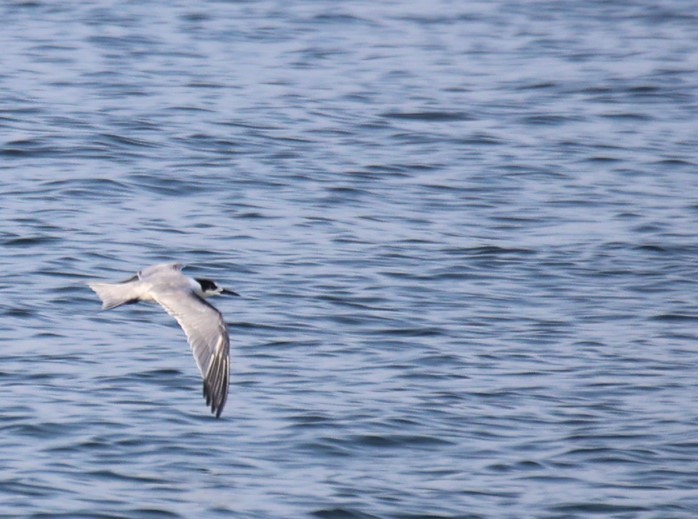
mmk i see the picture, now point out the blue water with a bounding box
[2,1,698,517]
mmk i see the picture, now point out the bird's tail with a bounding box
[88,282,140,310]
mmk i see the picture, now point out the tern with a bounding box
[88,263,239,418]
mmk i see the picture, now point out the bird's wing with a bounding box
[139,263,185,280]
[152,288,230,418]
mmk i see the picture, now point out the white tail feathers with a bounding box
[88,282,139,310]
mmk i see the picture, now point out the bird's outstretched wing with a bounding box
[152,288,230,418]
[139,263,185,280]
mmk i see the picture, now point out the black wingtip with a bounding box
[203,380,212,406]
[203,380,223,418]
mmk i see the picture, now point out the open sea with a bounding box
[1,1,698,517]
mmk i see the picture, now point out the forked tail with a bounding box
[88,282,140,310]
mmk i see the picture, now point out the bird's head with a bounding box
[195,278,240,298]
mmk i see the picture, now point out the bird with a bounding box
[88,263,239,418]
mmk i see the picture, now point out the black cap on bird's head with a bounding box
[195,278,240,297]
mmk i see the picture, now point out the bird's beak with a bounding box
[221,289,240,296]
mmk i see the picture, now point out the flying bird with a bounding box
[88,263,238,418]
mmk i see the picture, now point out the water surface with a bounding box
[1,1,698,517]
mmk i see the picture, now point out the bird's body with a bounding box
[88,263,238,418]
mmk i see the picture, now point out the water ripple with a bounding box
[1,0,697,517]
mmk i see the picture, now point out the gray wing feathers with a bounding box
[203,338,229,418]
[153,291,230,418]
[139,263,184,280]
